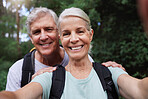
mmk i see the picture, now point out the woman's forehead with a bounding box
[60,17,87,29]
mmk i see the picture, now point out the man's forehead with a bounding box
[30,23,57,31]
[31,15,56,27]
[34,13,54,22]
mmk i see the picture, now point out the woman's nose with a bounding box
[70,33,79,43]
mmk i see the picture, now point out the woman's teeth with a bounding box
[71,46,83,50]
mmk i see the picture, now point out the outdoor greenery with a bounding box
[0,0,147,97]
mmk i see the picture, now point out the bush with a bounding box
[0,38,18,62]
[92,29,148,78]
[0,70,8,91]
[0,59,13,91]
[20,40,34,56]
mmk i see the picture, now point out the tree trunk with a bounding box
[16,7,21,59]
[0,0,4,17]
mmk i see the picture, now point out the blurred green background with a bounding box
[0,1,147,98]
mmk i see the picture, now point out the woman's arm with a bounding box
[0,91,17,99]
[0,82,43,99]
[139,77,148,99]
[118,74,148,99]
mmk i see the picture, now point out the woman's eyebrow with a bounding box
[62,30,69,33]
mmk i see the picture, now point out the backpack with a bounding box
[21,49,36,87]
[49,63,119,99]
[21,51,119,99]
[93,62,119,99]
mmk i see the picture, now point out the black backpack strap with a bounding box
[49,65,66,99]
[93,62,119,99]
[21,49,36,87]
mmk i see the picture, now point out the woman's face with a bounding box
[60,16,93,60]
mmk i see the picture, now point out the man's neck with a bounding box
[35,47,65,66]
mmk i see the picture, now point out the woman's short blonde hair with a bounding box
[58,7,92,34]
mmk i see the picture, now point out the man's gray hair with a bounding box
[26,7,58,34]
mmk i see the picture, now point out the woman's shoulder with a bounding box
[31,72,53,83]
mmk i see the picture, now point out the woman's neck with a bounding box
[35,47,65,66]
[66,56,92,79]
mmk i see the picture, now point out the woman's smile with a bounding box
[69,45,84,50]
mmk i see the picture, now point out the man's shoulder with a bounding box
[60,51,69,67]
[9,58,24,71]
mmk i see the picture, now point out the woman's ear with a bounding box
[58,34,60,38]
[89,29,94,42]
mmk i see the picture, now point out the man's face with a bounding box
[29,14,59,56]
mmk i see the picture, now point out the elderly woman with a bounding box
[0,7,148,99]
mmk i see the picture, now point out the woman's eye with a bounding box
[78,30,84,34]
[63,32,70,37]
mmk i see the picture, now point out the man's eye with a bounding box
[46,28,54,32]
[32,30,40,35]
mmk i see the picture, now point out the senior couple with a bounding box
[0,4,148,99]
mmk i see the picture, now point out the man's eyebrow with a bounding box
[32,29,40,32]
[44,26,56,29]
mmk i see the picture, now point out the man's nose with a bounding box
[40,29,48,40]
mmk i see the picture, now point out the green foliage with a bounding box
[92,23,148,77]
[90,0,148,78]
[0,59,13,91]
[20,40,34,56]
[0,58,13,71]
[4,41,18,59]
[0,38,18,62]
[0,70,7,91]
[0,14,16,37]
[0,37,33,62]
[132,72,147,79]
[119,96,125,99]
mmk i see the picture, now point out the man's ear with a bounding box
[29,34,34,44]
[90,29,94,42]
